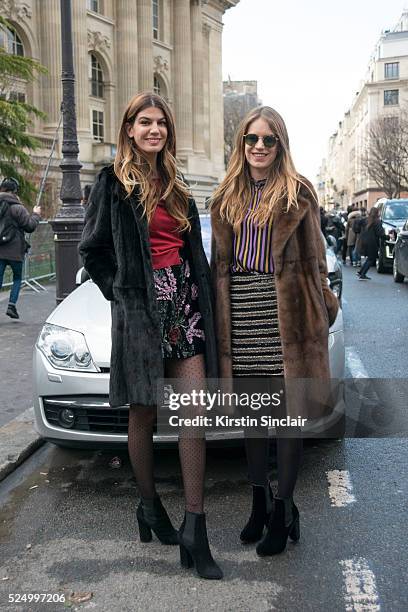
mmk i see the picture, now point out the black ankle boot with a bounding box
[178,511,223,580]
[136,495,178,545]
[256,497,300,556]
[6,303,19,319]
[240,484,273,544]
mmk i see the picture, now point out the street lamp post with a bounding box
[50,0,84,304]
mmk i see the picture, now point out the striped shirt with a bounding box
[232,179,274,273]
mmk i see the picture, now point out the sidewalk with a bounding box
[0,283,57,481]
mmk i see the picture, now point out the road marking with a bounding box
[340,558,381,611]
[345,346,369,379]
[326,470,356,507]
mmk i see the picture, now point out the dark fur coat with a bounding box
[210,178,340,419]
[79,166,217,408]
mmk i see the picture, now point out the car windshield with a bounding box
[384,201,408,220]
[199,214,212,261]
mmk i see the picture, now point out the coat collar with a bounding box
[211,182,315,276]
[0,192,20,205]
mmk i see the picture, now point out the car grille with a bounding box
[43,396,130,434]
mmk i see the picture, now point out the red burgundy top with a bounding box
[149,199,184,269]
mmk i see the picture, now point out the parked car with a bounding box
[393,219,408,283]
[33,216,345,448]
[372,198,408,272]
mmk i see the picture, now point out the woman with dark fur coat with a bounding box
[79,92,222,580]
[210,106,339,556]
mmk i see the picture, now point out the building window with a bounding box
[154,75,161,95]
[89,54,104,98]
[87,0,101,13]
[384,89,399,106]
[153,0,159,40]
[385,62,399,79]
[0,25,24,56]
[92,110,104,142]
[9,91,26,103]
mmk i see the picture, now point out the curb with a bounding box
[0,407,44,483]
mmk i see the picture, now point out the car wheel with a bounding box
[376,250,386,273]
[393,257,405,283]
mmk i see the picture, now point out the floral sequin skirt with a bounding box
[153,259,205,360]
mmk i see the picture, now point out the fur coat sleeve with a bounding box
[304,180,339,327]
[78,169,117,301]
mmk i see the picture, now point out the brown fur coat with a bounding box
[210,179,340,419]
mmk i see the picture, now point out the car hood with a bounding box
[383,219,407,230]
[46,281,111,367]
[45,273,342,368]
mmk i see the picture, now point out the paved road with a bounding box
[0,284,56,428]
[0,438,406,611]
[341,264,408,378]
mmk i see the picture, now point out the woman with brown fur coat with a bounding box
[210,106,339,556]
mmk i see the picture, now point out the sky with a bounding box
[222,0,407,182]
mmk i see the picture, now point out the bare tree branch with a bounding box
[362,109,408,198]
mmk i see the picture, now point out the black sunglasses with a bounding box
[243,133,279,148]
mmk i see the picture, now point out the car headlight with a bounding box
[36,323,98,372]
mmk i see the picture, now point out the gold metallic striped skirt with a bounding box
[231,272,284,377]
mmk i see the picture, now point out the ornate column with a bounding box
[72,0,89,133]
[116,0,139,115]
[201,22,211,160]
[191,0,205,154]
[208,22,224,176]
[137,0,154,91]
[39,0,62,134]
[173,0,193,155]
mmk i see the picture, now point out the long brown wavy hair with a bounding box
[211,106,314,231]
[114,92,191,231]
[367,207,380,228]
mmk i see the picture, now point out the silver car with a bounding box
[33,217,345,447]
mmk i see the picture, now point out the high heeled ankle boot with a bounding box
[136,495,179,545]
[178,511,223,580]
[256,496,300,556]
[240,483,273,544]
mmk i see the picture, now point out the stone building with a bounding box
[318,10,408,209]
[0,0,239,212]
[223,79,260,165]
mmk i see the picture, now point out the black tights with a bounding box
[128,354,206,513]
[244,431,303,498]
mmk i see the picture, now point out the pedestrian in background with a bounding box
[211,106,339,557]
[341,210,349,263]
[79,92,222,580]
[357,207,385,280]
[81,184,92,210]
[325,213,344,255]
[0,178,41,319]
[352,208,368,270]
[320,206,328,236]
[346,209,361,265]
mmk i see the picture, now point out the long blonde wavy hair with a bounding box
[114,92,191,232]
[211,106,314,231]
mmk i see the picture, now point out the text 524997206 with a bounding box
[8,594,66,604]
